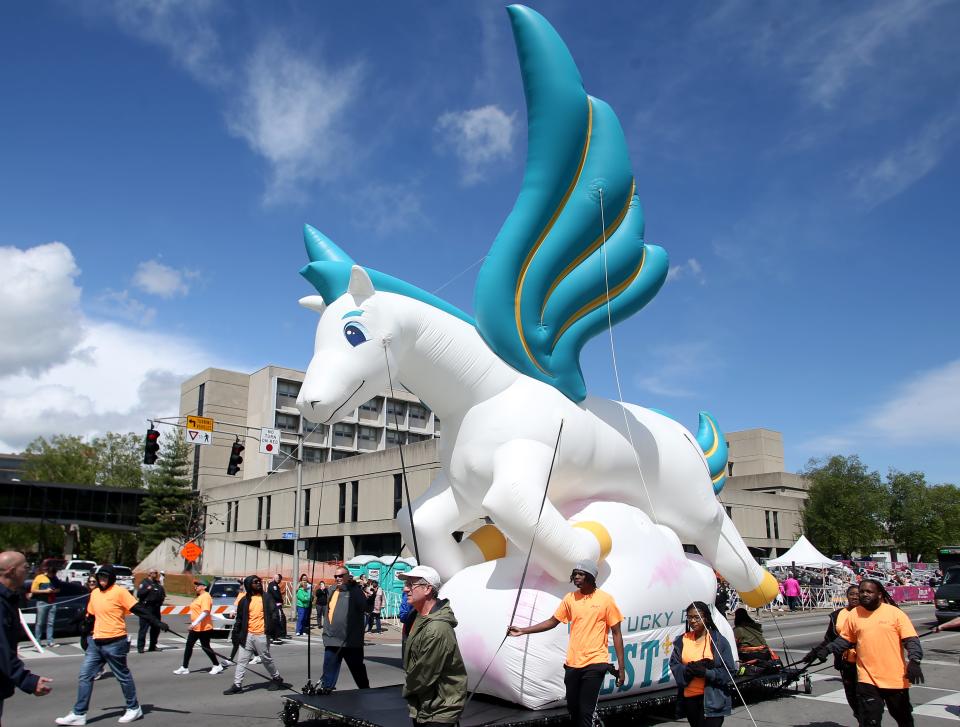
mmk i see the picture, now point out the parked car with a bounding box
[18,579,91,640]
[93,564,135,594]
[58,560,98,584]
[935,566,960,624]
[208,579,242,633]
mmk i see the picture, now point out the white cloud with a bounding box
[348,182,427,236]
[866,359,960,444]
[92,289,157,325]
[133,259,197,298]
[0,320,240,452]
[435,105,516,185]
[0,242,85,377]
[850,109,960,207]
[666,258,705,284]
[634,341,718,399]
[227,38,364,204]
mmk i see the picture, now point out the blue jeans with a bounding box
[73,638,138,715]
[34,601,56,645]
[295,606,310,635]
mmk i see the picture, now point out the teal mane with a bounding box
[472,6,668,402]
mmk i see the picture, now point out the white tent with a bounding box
[766,535,842,569]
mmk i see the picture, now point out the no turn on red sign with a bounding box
[260,427,281,454]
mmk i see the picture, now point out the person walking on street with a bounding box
[320,567,371,694]
[314,581,328,630]
[224,576,285,695]
[669,601,736,727]
[0,551,53,723]
[398,566,467,726]
[75,577,105,682]
[295,575,313,636]
[174,581,225,675]
[367,581,385,634]
[809,584,860,721]
[806,578,924,727]
[267,574,287,642]
[29,561,61,648]
[56,564,168,725]
[508,560,626,727]
[135,569,165,654]
[782,573,801,612]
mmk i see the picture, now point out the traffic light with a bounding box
[143,428,160,465]
[227,439,245,476]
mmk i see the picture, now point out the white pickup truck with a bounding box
[57,560,98,584]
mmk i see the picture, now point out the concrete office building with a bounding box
[183,367,808,562]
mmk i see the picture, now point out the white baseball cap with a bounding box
[398,565,442,589]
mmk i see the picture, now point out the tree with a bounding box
[886,470,943,562]
[139,430,201,554]
[23,435,98,484]
[929,483,960,549]
[95,432,145,488]
[802,455,889,557]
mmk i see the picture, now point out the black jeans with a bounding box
[838,661,859,719]
[137,615,160,652]
[682,695,724,727]
[322,646,369,690]
[857,683,913,727]
[183,630,220,668]
[563,663,608,727]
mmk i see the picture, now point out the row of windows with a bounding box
[275,380,437,430]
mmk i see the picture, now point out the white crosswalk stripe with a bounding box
[913,691,960,721]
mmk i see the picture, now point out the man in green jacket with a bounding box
[398,566,468,727]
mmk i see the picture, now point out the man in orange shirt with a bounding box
[807,584,860,721]
[174,580,226,675]
[508,560,625,727]
[808,579,923,727]
[56,565,168,725]
[224,575,285,695]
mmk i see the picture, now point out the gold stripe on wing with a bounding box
[539,180,635,321]
[551,247,646,348]
[513,98,594,375]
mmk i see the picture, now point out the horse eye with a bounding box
[343,322,369,347]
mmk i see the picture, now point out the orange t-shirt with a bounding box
[552,588,623,668]
[87,584,138,640]
[838,602,918,688]
[327,588,340,623]
[681,632,713,697]
[247,595,265,635]
[190,591,213,631]
[835,608,857,663]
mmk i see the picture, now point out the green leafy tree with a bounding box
[140,430,201,553]
[802,455,889,557]
[929,483,960,550]
[23,435,98,484]
[886,470,944,561]
[95,431,145,488]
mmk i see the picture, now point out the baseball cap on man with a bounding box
[398,565,442,589]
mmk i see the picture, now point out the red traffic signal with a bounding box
[227,440,245,476]
[143,428,160,465]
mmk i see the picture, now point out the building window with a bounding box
[773,511,780,540]
[351,480,359,522]
[408,403,428,428]
[358,425,378,450]
[386,429,405,446]
[333,423,355,448]
[338,483,346,524]
[303,489,311,527]
[434,416,441,433]
[276,412,300,433]
[764,510,771,539]
[226,501,233,533]
[234,501,239,532]
[358,397,381,419]
[386,399,406,424]
[265,496,272,530]
[331,450,355,461]
[393,473,403,517]
[257,497,263,530]
[303,446,325,464]
[277,379,301,408]
[725,505,732,519]
[727,461,734,477]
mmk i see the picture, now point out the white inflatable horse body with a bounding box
[296,268,777,607]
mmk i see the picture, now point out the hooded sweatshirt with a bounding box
[733,622,767,649]
[232,576,280,645]
[401,599,468,724]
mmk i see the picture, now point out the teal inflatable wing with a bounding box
[473,5,669,402]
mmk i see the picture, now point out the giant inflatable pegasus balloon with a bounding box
[296,5,778,708]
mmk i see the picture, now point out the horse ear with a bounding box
[347,265,375,301]
[298,295,327,315]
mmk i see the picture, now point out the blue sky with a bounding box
[1,1,958,485]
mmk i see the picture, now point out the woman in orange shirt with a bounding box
[669,601,736,727]
[174,581,226,675]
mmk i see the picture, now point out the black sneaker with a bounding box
[267,677,285,692]
[223,684,243,695]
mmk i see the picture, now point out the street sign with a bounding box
[180,542,203,562]
[281,531,297,540]
[260,427,281,454]
[187,415,215,446]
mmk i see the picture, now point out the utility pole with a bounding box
[292,427,304,592]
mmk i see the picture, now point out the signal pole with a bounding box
[292,428,304,592]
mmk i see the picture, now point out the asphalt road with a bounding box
[7,605,958,726]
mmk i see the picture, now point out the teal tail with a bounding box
[695,412,728,494]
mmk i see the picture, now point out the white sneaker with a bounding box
[209,664,225,674]
[55,714,87,726]
[118,706,143,723]
[172,666,190,675]
[250,655,262,664]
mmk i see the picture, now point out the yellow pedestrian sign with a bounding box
[187,415,215,445]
